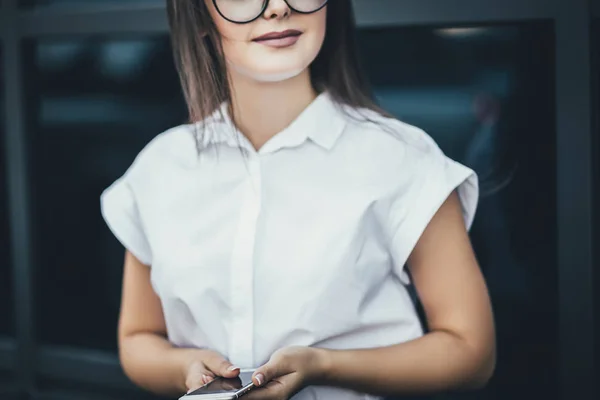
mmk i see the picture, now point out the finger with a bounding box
[185,369,214,393]
[202,351,240,378]
[252,357,290,388]
[244,382,283,400]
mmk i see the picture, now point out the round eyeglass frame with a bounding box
[212,0,329,24]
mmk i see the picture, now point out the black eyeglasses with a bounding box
[212,0,328,24]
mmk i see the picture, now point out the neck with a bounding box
[228,69,318,151]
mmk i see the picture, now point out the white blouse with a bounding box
[100,92,478,400]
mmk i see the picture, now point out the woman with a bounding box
[100,1,496,399]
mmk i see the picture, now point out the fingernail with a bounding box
[227,365,240,371]
[202,374,211,384]
[255,373,264,386]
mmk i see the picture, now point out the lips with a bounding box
[253,29,302,42]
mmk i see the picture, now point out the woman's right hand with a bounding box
[183,349,241,393]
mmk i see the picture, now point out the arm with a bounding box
[320,191,496,395]
[118,250,195,395]
[118,251,240,396]
[249,192,495,398]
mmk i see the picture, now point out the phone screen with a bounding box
[186,371,255,397]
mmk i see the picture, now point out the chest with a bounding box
[139,154,395,298]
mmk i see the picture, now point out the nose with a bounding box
[262,0,291,20]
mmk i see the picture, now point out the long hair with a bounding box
[166,0,388,146]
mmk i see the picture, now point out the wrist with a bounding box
[310,347,334,386]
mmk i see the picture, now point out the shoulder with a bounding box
[124,123,199,183]
[338,106,445,168]
[338,108,480,239]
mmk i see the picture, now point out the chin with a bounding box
[230,61,308,83]
[251,68,306,82]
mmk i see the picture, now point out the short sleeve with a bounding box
[388,149,479,281]
[100,176,153,266]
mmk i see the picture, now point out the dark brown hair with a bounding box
[166,0,389,144]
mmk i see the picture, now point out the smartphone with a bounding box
[179,370,256,400]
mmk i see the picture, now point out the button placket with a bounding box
[228,155,261,368]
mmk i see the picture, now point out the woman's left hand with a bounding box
[245,346,329,400]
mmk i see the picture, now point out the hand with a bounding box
[245,346,329,400]
[183,349,241,393]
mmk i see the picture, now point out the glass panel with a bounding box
[23,0,157,7]
[26,36,186,351]
[357,23,557,397]
[0,370,16,392]
[0,48,15,337]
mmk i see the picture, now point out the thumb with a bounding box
[252,357,288,388]
[203,351,240,378]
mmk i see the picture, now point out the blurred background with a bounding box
[0,0,598,399]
